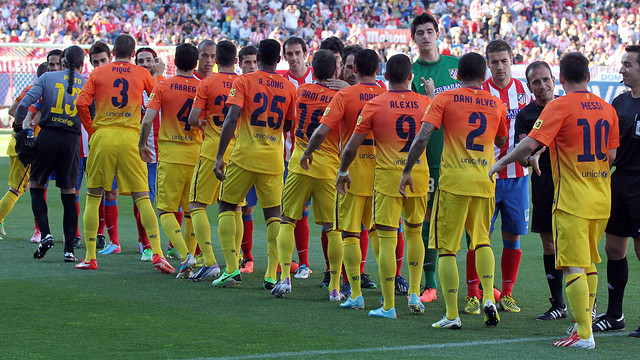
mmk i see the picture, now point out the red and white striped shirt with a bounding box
[141,90,161,163]
[482,78,532,179]
[281,67,314,161]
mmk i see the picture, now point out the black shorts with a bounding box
[606,169,640,238]
[530,168,553,234]
[30,127,80,189]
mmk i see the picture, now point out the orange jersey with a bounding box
[226,70,297,175]
[76,61,155,134]
[146,75,202,165]
[320,82,386,196]
[423,86,508,198]
[528,91,619,219]
[193,71,238,160]
[288,83,339,179]
[355,90,432,197]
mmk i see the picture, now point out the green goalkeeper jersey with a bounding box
[411,54,461,169]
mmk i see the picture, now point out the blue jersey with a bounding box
[17,70,86,134]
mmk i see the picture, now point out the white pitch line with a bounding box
[175,332,625,360]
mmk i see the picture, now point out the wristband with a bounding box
[337,169,349,177]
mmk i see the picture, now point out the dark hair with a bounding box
[258,39,281,66]
[238,45,258,63]
[311,49,336,81]
[135,47,157,64]
[411,13,438,38]
[47,49,62,64]
[485,39,512,58]
[215,40,237,67]
[458,52,486,82]
[174,43,199,72]
[198,39,216,53]
[283,36,307,54]
[342,44,362,64]
[113,34,136,58]
[559,52,589,83]
[320,36,344,55]
[354,49,379,77]
[36,62,48,77]
[525,61,552,83]
[89,41,110,63]
[386,54,412,84]
[625,44,640,67]
[65,45,85,94]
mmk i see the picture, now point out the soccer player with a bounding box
[490,52,619,348]
[194,40,216,80]
[303,49,386,299]
[410,13,461,304]
[272,49,338,296]
[186,40,239,282]
[139,43,202,279]
[46,49,62,72]
[468,40,533,313]
[0,62,47,241]
[592,45,640,335]
[213,39,296,287]
[336,54,431,318]
[75,34,173,273]
[401,52,507,329]
[16,46,87,262]
[513,61,567,320]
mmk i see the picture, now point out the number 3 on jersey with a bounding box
[112,78,129,109]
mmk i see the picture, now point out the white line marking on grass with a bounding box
[175,332,625,360]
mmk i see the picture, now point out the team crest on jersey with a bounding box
[229,89,236,97]
[323,107,330,116]
[148,93,155,101]
[517,93,527,106]
[533,119,543,129]
[449,68,458,80]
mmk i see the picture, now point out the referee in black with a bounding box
[15,45,87,262]
[514,61,568,321]
[592,45,640,337]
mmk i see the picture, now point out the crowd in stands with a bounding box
[0,0,637,65]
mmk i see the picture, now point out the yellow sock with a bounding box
[327,229,343,292]
[586,263,598,316]
[265,217,280,280]
[369,229,380,263]
[404,225,424,295]
[160,213,188,259]
[378,229,397,310]
[234,211,244,263]
[0,190,19,222]
[184,214,197,255]
[566,273,591,339]
[343,235,362,298]
[475,245,496,303]
[136,196,163,256]
[218,211,238,272]
[191,208,217,266]
[276,222,295,281]
[83,193,102,261]
[439,253,459,319]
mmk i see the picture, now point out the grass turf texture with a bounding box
[0,154,639,359]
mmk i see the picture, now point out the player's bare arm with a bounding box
[214,104,241,181]
[335,132,366,195]
[300,123,331,170]
[325,78,350,90]
[187,107,205,131]
[283,117,294,133]
[22,111,41,130]
[517,145,547,175]
[8,100,18,118]
[609,148,617,168]
[494,134,507,148]
[399,122,436,198]
[138,107,158,163]
[489,136,541,181]
[420,77,435,99]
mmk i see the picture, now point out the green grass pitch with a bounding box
[0,143,639,359]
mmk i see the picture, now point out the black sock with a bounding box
[61,193,78,254]
[543,253,564,307]
[607,257,628,319]
[30,188,50,237]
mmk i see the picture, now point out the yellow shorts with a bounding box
[86,128,148,194]
[282,171,335,225]
[374,192,427,228]
[337,192,373,233]
[429,189,494,253]
[190,156,222,205]
[157,161,195,213]
[553,210,606,268]
[220,162,283,209]
[8,155,29,194]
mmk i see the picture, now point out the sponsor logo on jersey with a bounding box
[449,68,458,80]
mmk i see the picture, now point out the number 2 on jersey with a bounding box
[177,98,194,131]
[466,112,487,151]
